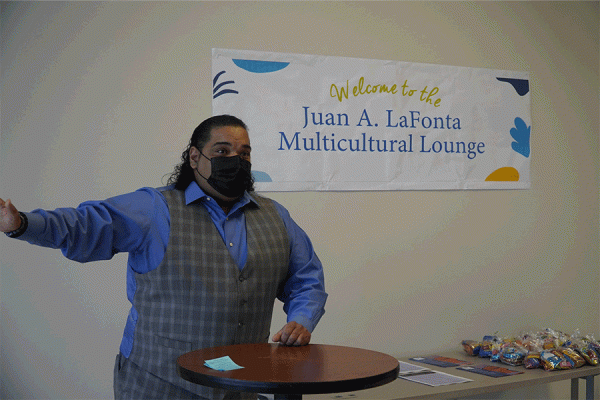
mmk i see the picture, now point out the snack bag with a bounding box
[540,328,564,350]
[540,351,560,370]
[524,352,541,369]
[554,350,574,369]
[461,340,481,356]
[587,337,600,358]
[490,340,504,362]
[522,336,544,353]
[499,345,527,366]
[479,335,499,358]
[561,348,585,368]
[541,350,571,370]
[567,336,599,366]
[583,344,600,365]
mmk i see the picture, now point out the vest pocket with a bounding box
[152,334,194,352]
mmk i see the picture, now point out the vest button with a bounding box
[239,276,245,282]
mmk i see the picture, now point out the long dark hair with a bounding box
[167,115,253,191]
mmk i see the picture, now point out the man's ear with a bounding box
[189,146,200,168]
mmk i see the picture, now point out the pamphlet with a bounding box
[398,361,473,387]
[457,364,523,378]
[409,355,471,368]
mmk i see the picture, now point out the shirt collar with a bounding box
[183,181,257,209]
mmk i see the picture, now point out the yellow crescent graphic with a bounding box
[486,167,520,181]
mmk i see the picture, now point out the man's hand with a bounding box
[0,198,21,232]
[272,322,311,346]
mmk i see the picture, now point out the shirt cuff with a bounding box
[17,212,49,245]
[289,315,317,333]
[4,212,27,238]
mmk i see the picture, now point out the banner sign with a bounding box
[212,48,531,191]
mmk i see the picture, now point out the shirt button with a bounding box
[229,242,234,247]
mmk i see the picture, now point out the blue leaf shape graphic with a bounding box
[213,71,227,86]
[497,78,530,96]
[213,80,235,94]
[252,171,272,182]
[213,89,239,99]
[232,59,290,73]
[510,117,531,158]
[213,70,238,99]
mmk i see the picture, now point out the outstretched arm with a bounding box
[1,188,170,264]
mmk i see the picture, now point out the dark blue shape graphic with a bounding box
[252,171,272,182]
[213,70,227,86]
[510,117,530,158]
[232,59,290,73]
[213,80,235,94]
[496,78,530,96]
[213,70,238,99]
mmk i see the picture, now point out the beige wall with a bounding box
[1,2,598,399]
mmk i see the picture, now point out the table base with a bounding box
[274,395,301,400]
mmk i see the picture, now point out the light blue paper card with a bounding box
[204,356,244,371]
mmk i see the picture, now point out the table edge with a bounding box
[177,363,400,395]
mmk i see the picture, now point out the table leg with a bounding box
[571,378,578,400]
[583,375,594,400]
[571,376,597,400]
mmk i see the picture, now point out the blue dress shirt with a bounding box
[19,183,327,357]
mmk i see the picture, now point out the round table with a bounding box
[177,343,399,400]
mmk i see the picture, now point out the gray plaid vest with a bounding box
[128,189,290,398]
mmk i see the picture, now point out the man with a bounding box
[0,115,327,400]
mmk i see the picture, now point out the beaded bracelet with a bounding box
[5,212,28,238]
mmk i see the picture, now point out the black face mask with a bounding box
[198,152,252,198]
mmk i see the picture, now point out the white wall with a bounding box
[1,2,598,399]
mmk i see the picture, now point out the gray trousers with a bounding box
[114,353,257,400]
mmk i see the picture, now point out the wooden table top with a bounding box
[177,343,400,395]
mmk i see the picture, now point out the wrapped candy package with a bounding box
[461,329,600,370]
